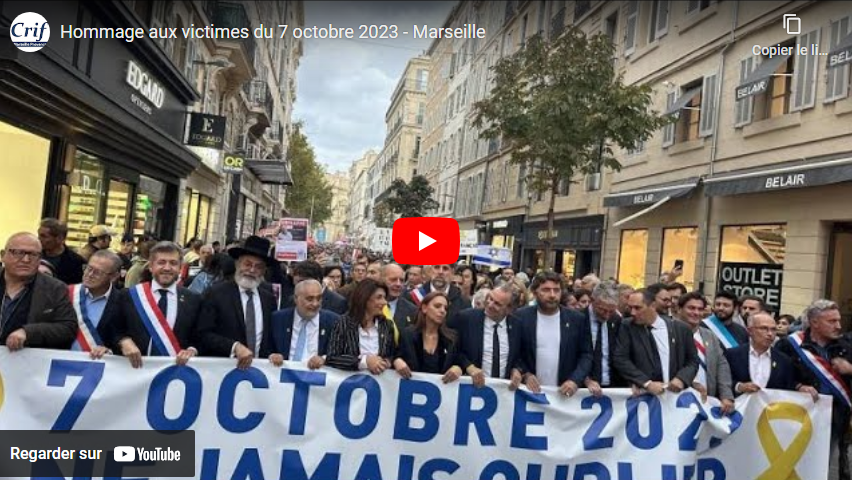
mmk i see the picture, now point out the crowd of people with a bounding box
[1,218,851,478]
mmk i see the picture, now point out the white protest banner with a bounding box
[274,217,309,261]
[0,348,830,480]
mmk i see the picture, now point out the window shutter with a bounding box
[826,17,851,102]
[625,1,639,55]
[792,28,820,111]
[662,91,676,147]
[735,56,757,126]
[699,73,718,137]
[655,0,670,39]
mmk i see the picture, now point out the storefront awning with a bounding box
[603,178,700,207]
[665,87,702,115]
[244,159,293,185]
[828,32,852,68]
[735,53,791,100]
[704,157,852,197]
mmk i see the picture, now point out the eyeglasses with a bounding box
[84,265,116,278]
[4,249,42,261]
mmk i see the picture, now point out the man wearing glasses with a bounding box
[68,250,123,359]
[0,232,77,350]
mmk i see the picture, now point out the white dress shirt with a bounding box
[483,316,510,378]
[749,344,772,389]
[151,280,178,328]
[536,310,562,387]
[239,287,264,356]
[358,320,380,370]
[589,306,611,386]
[650,316,671,383]
[388,298,399,317]
[290,310,320,360]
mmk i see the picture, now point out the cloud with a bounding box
[292,1,454,173]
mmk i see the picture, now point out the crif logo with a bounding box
[10,12,50,52]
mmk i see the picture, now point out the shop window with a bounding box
[720,224,787,264]
[135,176,167,239]
[198,195,211,242]
[66,151,106,249]
[0,122,50,244]
[661,227,698,290]
[618,229,648,288]
[243,198,257,238]
[562,250,577,279]
[106,179,133,251]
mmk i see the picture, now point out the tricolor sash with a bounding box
[409,285,426,305]
[701,315,739,350]
[693,331,707,373]
[128,283,181,357]
[68,284,102,352]
[788,331,852,409]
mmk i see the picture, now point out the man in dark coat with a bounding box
[582,282,626,395]
[409,263,466,323]
[268,279,339,368]
[38,218,85,285]
[382,264,417,332]
[198,236,278,369]
[282,260,348,315]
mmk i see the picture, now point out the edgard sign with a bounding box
[126,60,164,115]
[187,113,226,149]
[717,262,783,312]
[223,154,244,174]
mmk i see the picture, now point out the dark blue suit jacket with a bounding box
[514,305,593,386]
[269,307,340,359]
[449,308,521,379]
[724,344,798,394]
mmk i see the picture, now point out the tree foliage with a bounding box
[285,123,333,226]
[384,175,440,221]
[472,27,670,266]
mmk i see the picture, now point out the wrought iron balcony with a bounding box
[212,1,255,66]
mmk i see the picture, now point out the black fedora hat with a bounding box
[228,235,276,266]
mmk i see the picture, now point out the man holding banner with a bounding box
[110,241,204,368]
[68,250,122,359]
[776,300,852,480]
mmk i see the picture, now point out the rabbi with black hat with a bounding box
[197,236,278,369]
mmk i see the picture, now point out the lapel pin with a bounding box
[286,328,291,333]
[772,361,777,368]
[321,329,326,336]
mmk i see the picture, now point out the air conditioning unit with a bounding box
[586,173,602,192]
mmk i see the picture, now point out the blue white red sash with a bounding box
[68,284,102,352]
[693,331,707,372]
[788,331,852,409]
[128,283,181,356]
[701,315,739,350]
[409,285,426,305]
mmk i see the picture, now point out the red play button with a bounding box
[392,217,460,265]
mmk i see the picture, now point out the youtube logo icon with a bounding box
[392,217,460,265]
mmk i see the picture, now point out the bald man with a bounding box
[382,263,418,331]
[269,279,340,369]
[1,232,77,350]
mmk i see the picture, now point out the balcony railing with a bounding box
[213,1,255,65]
[550,8,566,41]
[243,80,272,124]
[505,1,516,22]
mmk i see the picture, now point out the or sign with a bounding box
[473,245,512,268]
[126,60,164,114]
[187,113,227,149]
[275,217,309,261]
[223,154,245,174]
[0,349,832,480]
[718,262,784,312]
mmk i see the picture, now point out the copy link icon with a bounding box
[756,402,812,480]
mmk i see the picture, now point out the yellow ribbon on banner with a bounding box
[756,402,812,480]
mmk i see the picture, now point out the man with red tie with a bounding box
[68,250,122,359]
[108,241,203,367]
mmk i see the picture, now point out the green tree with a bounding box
[285,124,333,226]
[384,175,440,221]
[473,27,669,268]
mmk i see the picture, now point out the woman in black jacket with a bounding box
[326,278,396,373]
[393,291,462,384]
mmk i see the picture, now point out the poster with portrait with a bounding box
[275,217,310,261]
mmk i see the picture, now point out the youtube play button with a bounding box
[392,217,460,265]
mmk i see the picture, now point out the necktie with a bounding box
[157,289,169,319]
[646,325,664,382]
[245,290,257,355]
[592,320,604,383]
[293,318,309,361]
[491,323,501,378]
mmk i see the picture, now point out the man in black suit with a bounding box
[38,218,86,285]
[111,241,203,368]
[198,236,277,369]
[382,264,417,331]
[283,261,348,315]
[451,284,522,388]
[725,312,817,398]
[68,250,123,359]
[647,283,673,318]
[268,279,339,369]
[612,288,698,396]
[583,282,625,396]
[514,271,593,396]
[409,263,466,323]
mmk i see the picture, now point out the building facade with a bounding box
[319,171,349,243]
[346,150,378,243]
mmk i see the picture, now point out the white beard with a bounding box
[235,273,261,290]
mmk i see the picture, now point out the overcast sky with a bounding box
[292,1,455,174]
